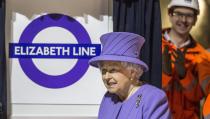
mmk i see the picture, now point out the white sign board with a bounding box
[7,0,112,118]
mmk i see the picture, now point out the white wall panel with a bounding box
[6,0,112,118]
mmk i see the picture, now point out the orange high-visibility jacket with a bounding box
[162,29,210,119]
[203,94,210,119]
[197,52,210,96]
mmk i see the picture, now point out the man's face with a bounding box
[99,61,132,96]
[169,7,197,35]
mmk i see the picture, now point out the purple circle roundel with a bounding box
[19,13,91,88]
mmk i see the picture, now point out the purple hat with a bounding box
[89,32,148,72]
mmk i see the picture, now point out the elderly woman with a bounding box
[89,32,171,119]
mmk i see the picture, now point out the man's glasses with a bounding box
[171,11,195,21]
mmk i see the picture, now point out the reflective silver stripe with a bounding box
[201,76,210,95]
[164,80,182,91]
[163,78,199,92]
[204,114,210,119]
[163,79,196,91]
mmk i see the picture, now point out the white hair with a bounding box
[97,61,144,80]
[120,61,143,80]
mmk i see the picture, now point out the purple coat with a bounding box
[98,84,171,119]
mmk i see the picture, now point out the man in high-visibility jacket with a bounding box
[203,94,210,119]
[162,0,210,118]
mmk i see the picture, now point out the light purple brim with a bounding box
[89,55,149,72]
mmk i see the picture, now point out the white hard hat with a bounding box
[168,0,199,14]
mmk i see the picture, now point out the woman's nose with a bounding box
[104,72,112,80]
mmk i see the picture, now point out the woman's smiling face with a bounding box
[99,61,133,98]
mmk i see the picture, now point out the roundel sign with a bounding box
[9,13,101,89]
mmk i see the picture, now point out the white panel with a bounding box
[6,0,113,118]
[12,117,97,119]
[11,104,99,118]
[10,13,107,104]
